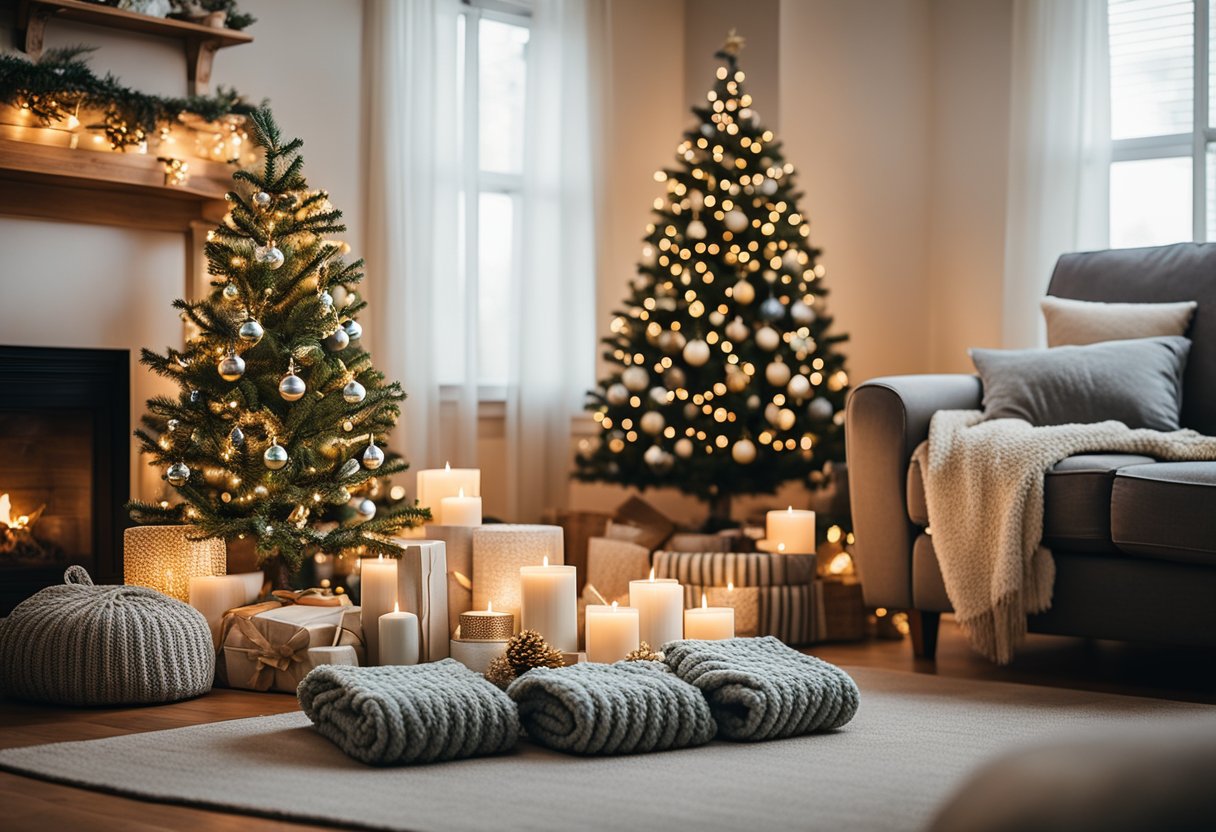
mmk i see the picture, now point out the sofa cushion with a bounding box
[907,454,1155,553]
[1041,295,1197,347]
[1112,462,1216,565]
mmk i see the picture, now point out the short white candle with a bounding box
[379,604,420,665]
[629,569,683,649]
[439,487,482,526]
[684,592,735,640]
[416,462,480,524]
[360,555,398,665]
[450,637,508,674]
[188,575,248,645]
[766,506,816,554]
[585,602,640,663]
[520,557,578,652]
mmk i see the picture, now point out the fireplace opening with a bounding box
[0,347,128,613]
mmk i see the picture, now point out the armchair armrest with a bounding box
[845,375,983,608]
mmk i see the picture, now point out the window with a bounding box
[1108,0,1211,247]
[437,1,531,391]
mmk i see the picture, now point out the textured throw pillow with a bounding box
[970,336,1191,430]
[1041,295,1197,347]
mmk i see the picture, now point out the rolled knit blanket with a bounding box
[508,661,717,755]
[664,636,859,741]
[297,659,519,765]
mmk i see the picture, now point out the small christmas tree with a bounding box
[575,36,851,525]
[128,109,428,577]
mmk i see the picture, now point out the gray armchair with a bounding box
[845,242,1216,658]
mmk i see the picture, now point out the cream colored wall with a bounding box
[0,0,364,501]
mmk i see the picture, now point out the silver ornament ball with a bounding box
[622,365,650,392]
[222,283,240,300]
[229,426,245,446]
[263,443,289,470]
[324,328,350,352]
[255,245,285,270]
[809,397,835,421]
[253,191,272,207]
[279,373,306,402]
[362,443,385,470]
[343,380,367,403]
[342,319,363,341]
[759,297,786,322]
[356,498,377,519]
[319,291,334,309]
[238,319,264,344]
[166,462,190,487]
[218,353,245,382]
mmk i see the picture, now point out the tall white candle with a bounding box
[684,592,735,640]
[766,507,816,554]
[440,487,482,526]
[188,574,248,646]
[520,557,578,652]
[360,555,398,665]
[416,463,480,524]
[585,602,640,663]
[628,569,683,649]
[379,604,420,665]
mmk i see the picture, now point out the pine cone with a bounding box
[625,641,664,662]
[484,655,516,690]
[505,629,565,674]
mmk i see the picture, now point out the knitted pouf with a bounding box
[0,566,215,706]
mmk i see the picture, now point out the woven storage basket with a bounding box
[0,566,214,706]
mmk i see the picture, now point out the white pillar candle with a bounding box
[629,569,683,649]
[233,570,265,603]
[520,557,578,652]
[188,575,248,647]
[439,487,482,526]
[379,604,420,665]
[684,592,735,640]
[308,645,359,669]
[585,602,640,663]
[416,463,480,524]
[766,507,816,554]
[360,555,398,665]
[450,637,508,674]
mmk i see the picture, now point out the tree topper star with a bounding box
[722,29,746,56]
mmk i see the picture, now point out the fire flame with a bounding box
[0,494,30,529]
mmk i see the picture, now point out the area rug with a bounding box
[1,667,1212,832]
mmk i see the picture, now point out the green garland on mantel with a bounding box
[0,47,263,149]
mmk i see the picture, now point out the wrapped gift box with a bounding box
[221,602,364,692]
[394,539,450,661]
[681,583,813,645]
[653,550,816,588]
[586,537,651,605]
[814,579,866,642]
[424,525,474,636]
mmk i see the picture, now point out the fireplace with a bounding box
[0,346,129,613]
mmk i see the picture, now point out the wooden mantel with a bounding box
[9,0,253,95]
[0,137,230,232]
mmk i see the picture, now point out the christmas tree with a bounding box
[128,109,429,575]
[574,36,850,524]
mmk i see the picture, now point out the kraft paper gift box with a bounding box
[221,602,364,692]
[424,525,473,637]
[393,538,450,661]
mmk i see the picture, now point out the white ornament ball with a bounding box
[649,386,669,405]
[622,365,650,391]
[787,375,811,399]
[732,438,757,464]
[733,279,755,305]
[674,437,694,458]
[640,411,666,435]
[755,326,781,351]
[166,462,190,487]
[809,397,835,421]
[700,123,715,138]
[726,317,749,343]
[362,444,385,470]
[782,249,802,272]
[688,190,704,212]
[218,353,245,382]
[319,291,334,309]
[644,444,672,472]
[790,301,816,325]
[765,361,792,387]
[606,383,629,405]
[724,210,748,233]
[324,328,350,352]
[760,178,778,196]
[343,380,367,403]
[708,310,725,327]
[253,191,272,207]
[343,319,363,341]
[682,339,711,367]
[278,373,306,402]
[765,403,781,425]
[686,220,707,241]
[238,319,264,345]
[762,270,778,285]
[356,498,377,519]
[263,443,289,470]
[255,244,285,270]
[777,408,797,431]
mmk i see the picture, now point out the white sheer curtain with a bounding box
[1003,0,1111,348]
[507,0,604,522]
[365,0,477,495]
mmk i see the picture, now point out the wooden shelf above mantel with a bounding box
[0,137,230,232]
[8,0,254,94]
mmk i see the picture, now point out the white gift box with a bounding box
[392,538,451,661]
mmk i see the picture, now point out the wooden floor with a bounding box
[2,619,1214,831]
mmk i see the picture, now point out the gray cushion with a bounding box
[907,453,1155,553]
[1047,243,1216,435]
[1111,462,1216,565]
[1041,295,1197,347]
[970,336,1190,430]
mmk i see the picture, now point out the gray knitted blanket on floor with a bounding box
[664,636,860,741]
[507,661,717,755]
[297,659,519,766]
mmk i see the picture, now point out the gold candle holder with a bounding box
[459,604,514,641]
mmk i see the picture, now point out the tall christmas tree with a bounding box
[128,109,428,576]
[575,36,850,524]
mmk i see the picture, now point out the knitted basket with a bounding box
[0,566,215,706]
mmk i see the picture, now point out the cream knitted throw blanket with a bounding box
[913,410,1216,664]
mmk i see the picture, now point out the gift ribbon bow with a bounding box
[228,614,312,691]
[272,587,351,607]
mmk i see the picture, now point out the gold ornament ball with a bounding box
[263,443,289,470]
[622,365,649,392]
[726,317,749,342]
[755,326,781,352]
[606,383,629,405]
[765,360,792,387]
[640,411,665,435]
[724,209,748,233]
[732,438,757,464]
[674,437,694,458]
[733,279,756,305]
[682,339,711,367]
